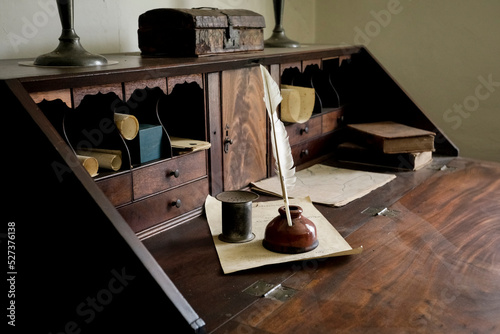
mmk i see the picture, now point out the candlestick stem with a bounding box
[264,0,300,48]
[34,0,108,66]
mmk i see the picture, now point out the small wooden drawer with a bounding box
[286,116,322,147]
[132,150,207,199]
[96,172,133,207]
[291,133,335,166]
[321,108,344,134]
[118,177,209,233]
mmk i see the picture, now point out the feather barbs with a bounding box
[260,65,296,226]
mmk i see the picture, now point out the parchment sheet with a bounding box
[251,164,396,207]
[205,196,363,274]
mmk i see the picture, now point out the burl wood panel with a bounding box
[222,66,267,191]
[72,83,123,108]
[281,62,302,76]
[229,158,500,333]
[123,78,167,99]
[167,74,203,94]
[30,89,72,107]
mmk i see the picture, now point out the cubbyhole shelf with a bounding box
[280,57,353,118]
[35,79,207,181]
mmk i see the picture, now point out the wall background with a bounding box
[316,0,500,162]
[1,0,498,162]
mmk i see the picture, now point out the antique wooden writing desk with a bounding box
[3,45,499,333]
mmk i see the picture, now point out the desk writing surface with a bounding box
[143,157,500,333]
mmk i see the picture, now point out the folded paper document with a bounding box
[251,164,396,207]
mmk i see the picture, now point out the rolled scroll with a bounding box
[114,113,139,140]
[76,149,122,171]
[77,155,99,177]
[280,88,301,123]
[280,85,315,123]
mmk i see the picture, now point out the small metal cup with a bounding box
[216,190,259,243]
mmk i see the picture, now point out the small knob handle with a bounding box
[300,126,309,135]
[169,169,180,178]
[300,149,309,157]
[224,137,233,153]
[171,199,182,208]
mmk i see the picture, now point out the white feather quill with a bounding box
[260,65,296,226]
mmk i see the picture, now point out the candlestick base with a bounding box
[264,31,300,48]
[34,32,107,67]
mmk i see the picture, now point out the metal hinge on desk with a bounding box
[362,207,399,217]
[243,280,297,302]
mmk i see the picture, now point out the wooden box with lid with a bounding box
[138,8,265,57]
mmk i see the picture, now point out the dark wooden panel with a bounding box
[119,177,209,233]
[207,72,223,195]
[12,46,362,93]
[132,150,207,199]
[222,66,267,190]
[321,107,343,133]
[291,133,336,166]
[96,172,133,207]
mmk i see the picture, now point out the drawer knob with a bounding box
[301,149,309,157]
[300,126,309,135]
[169,169,180,178]
[171,199,182,208]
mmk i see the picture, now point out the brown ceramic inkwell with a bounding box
[263,205,319,254]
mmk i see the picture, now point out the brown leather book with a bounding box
[347,121,436,154]
[336,142,433,171]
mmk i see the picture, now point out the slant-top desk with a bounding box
[3,45,499,333]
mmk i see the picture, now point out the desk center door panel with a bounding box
[221,66,268,190]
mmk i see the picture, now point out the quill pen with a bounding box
[260,65,296,226]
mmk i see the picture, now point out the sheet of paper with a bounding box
[251,164,396,207]
[205,196,362,274]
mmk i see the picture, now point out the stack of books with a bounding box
[336,121,435,171]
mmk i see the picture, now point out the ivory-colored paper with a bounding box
[251,164,396,207]
[114,113,139,140]
[205,195,362,274]
[77,155,99,177]
[76,149,122,171]
[280,84,315,123]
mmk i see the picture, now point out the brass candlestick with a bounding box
[264,0,300,48]
[34,0,108,66]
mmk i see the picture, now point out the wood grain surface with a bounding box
[221,66,267,191]
[145,158,500,333]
